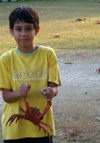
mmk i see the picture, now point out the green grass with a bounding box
[0,0,100,54]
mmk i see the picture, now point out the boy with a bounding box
[0,6,61,143]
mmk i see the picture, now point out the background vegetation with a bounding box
[0,0,100,54]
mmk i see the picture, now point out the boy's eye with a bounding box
[26,27,33,31]
[15,28,22,31]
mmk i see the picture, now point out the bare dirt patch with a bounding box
[53,50,100,143]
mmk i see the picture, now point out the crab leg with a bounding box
[24,97,31,112]
[19,106,26,113]
[38,123,51,143]
[41,100,52,117]
[40,121,52,133]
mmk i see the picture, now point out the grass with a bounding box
[0,0,100,54]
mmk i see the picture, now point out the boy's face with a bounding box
[10,21,39,48]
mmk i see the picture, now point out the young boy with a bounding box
[0,6,61,143]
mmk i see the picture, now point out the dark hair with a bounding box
[9,6,39,30]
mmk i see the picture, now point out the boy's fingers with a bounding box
[41,89,47,95]
[27,83,32,89]
[25,84,31,93]
[19,83,32,97]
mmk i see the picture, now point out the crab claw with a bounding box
[6,115,17,126]
[6,114,24,126]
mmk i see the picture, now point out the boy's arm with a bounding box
[2,83,31,103]
[2,89,21,103]
[41,82,58,101]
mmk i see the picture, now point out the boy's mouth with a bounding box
[20,39,29,42]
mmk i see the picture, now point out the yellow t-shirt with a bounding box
[0,45,61,140]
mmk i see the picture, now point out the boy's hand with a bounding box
[19,83,31,97]
[41,87,56,101]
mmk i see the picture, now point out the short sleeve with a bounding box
[0,54,11,89]
[48,48,61,86]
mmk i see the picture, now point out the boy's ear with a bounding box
[9,28,14,36]
[35,26,40,35]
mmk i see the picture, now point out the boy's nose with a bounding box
[21,30,27,36]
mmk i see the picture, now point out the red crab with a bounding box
[6,97,52,142]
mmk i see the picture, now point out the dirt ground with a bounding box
[54,50,100,143]
[0,50,100,143]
